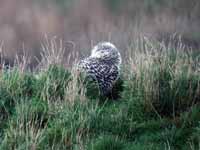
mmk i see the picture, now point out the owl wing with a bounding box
[78,57,119,95]
[97,65,119,95]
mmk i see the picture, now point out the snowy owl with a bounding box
[78,42,122,96]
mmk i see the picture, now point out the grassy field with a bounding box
[0,37,200,150]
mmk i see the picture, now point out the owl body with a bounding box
[78,42,121,95]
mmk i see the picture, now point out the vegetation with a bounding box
[0,37,200,150]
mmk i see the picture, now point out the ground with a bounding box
[0,38,200,150]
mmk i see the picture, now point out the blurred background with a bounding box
[0,0,200,66]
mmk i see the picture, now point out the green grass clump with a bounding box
[88,135,125,150]
[0,98,48,150]
[0,38,200,149]
[123,39,200,117]
[79,73,101,100]
[35,65,72,101]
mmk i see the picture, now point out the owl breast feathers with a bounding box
[78,42,121,95]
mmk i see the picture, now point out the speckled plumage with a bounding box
[78,42,121,95]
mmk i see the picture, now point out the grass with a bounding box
[0,37,200,150]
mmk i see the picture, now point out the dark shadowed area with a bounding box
[0,0,200,66]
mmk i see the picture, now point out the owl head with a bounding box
[90,42,121,65]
